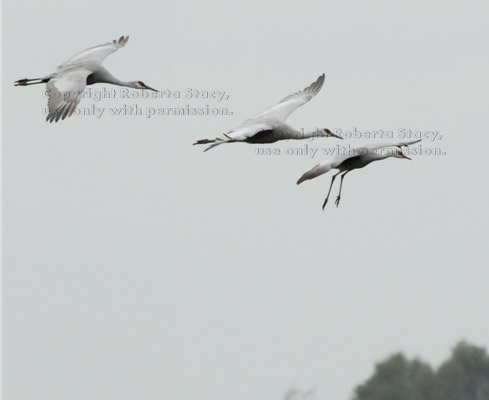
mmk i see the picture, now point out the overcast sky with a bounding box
[3,0,489,399]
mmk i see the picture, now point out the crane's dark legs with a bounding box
[322,171,341,210]
[335,171,350,207]
[14,78,49,86]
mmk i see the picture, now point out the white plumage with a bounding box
[15,36,157,122]
[194,74,342,151]
[297,139,422,209]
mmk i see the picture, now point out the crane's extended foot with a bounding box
[14,78,47,86]
[335,195,341,207]
[322,172,340,210]
[322,197,329,210]
[14,79,30,86]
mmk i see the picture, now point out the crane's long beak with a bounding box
[331,132,344,140]
[143,84,158,92]
[323,129,343,140]
[401,153,412,160]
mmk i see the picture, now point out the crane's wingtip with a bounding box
[115,36,129,45]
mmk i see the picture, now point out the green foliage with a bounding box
[436,342,489,400]
[353,342,489,400]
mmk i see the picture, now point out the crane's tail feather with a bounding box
[14,77,49,86]
[203,141,226,152]
[194,136,233,152]
[297,163,333,185]
[193,138,215,145]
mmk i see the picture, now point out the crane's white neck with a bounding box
[369,148,398,162]
[107,77,139,89]
[288,128,326,140]
[94,71,140,89]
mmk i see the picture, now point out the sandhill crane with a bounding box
[14,36,157,122]
[194,74,342,151]
[297,139,422,209]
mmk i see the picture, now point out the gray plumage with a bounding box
[14,36,157,122]
[194,74,342,151]
[297,140,422,209]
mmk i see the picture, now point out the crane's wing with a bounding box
[246,74,325,123]
[297,154,351,184]
[45,68,92,122]
[58,36,129,68]
[222,122,273,141]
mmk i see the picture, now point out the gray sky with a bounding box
[3,0,489,399]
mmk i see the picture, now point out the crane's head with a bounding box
[321,129,343,140]
[134,81,158,91]
[394,147,411,160]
